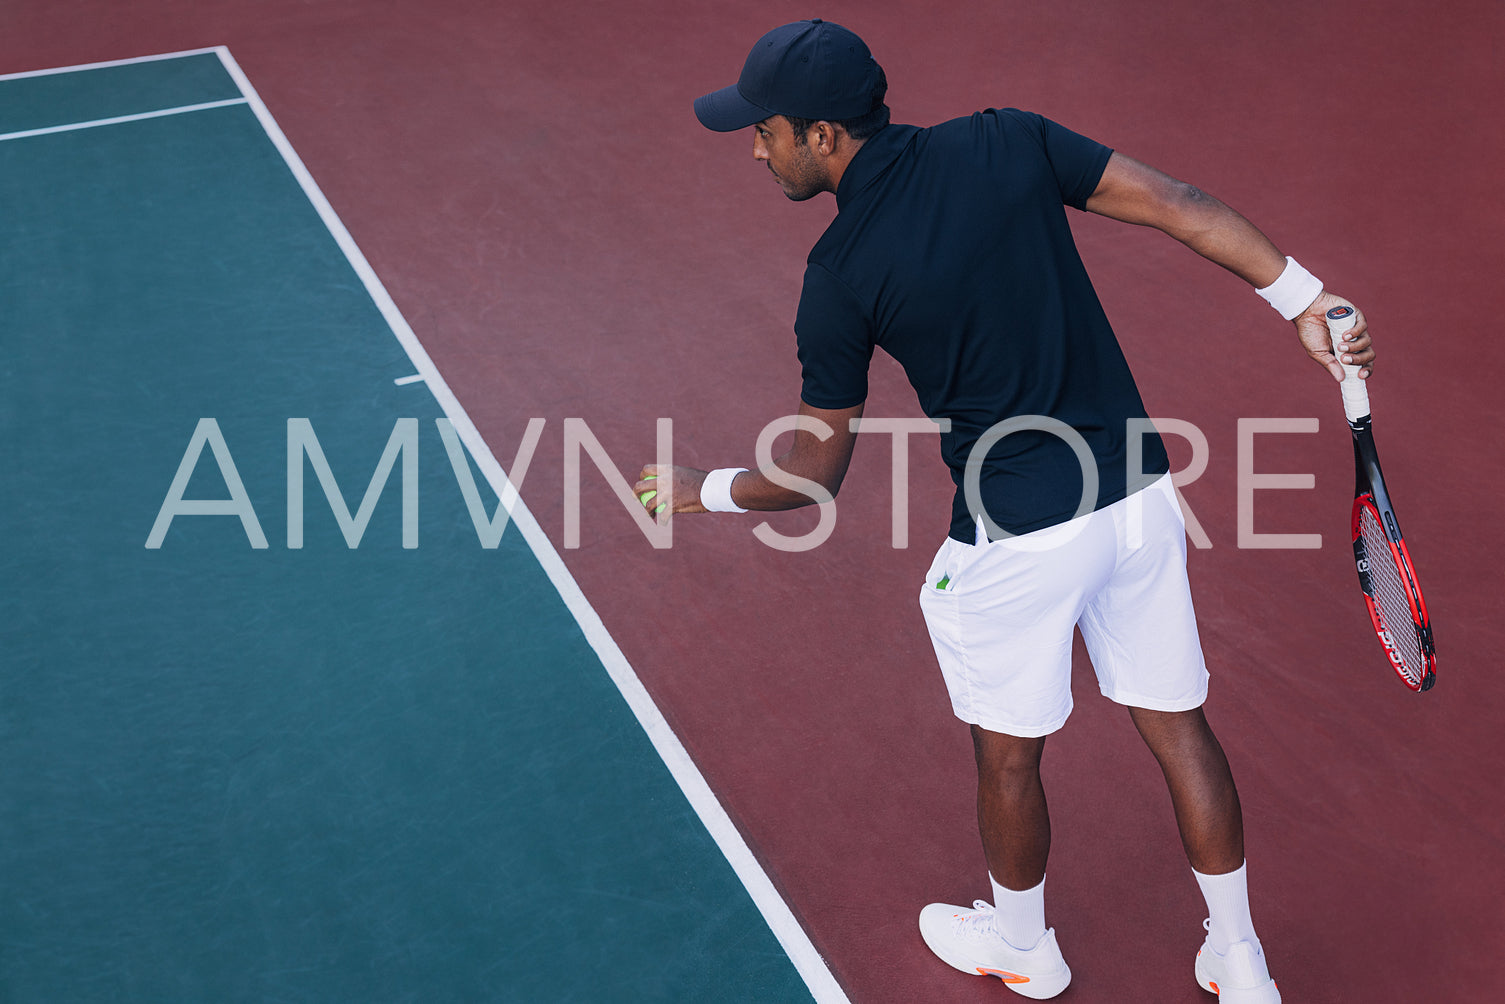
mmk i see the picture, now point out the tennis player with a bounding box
[637,20,1374,1001]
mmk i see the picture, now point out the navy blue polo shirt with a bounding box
[794,108,1170,542]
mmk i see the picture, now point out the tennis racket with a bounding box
[1325,305,1436,691]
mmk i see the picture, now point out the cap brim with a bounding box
[693,84,772,132]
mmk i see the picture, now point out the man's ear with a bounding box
[813,120,839,156]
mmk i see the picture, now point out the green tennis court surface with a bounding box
[0,51,822,1002]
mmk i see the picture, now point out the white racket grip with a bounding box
[1325,305,1370,424]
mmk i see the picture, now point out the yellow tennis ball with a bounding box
[638,489,658,506]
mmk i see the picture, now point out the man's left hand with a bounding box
[634,465,709,523]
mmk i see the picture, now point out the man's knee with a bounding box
[970,723,1047,781]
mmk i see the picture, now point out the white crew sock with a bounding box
[989,873,1047,950]
[1193,861,1260,954]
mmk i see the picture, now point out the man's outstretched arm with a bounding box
[634,399,864,521]
[1084,152,1375,381]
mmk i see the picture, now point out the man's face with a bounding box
[752,116,825,202]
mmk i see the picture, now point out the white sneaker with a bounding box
[1194,921,1281,1003]
[918,900,1071,999]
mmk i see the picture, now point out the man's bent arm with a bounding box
[635,399,864,520]
[1084,152,1375,380]
[1084,153,1288,286]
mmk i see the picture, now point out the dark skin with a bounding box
[753,114,858,202]
[974,708,1245,889]
[638,114,1376,889]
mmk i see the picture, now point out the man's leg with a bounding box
[1126,706,1242,874]
[971,724,1051,890]
[1075,478,1276,997]
[1131,706,1280,1001]
[972,725,1053,953]
[914,514,1115,997]
[915,722,1071,998]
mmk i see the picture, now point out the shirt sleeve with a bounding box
[794,262,874,410]
[999,109,1113,210]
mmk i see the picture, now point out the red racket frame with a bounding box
[1351,491,1436,692]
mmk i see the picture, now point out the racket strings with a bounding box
[1357,505,1424,684]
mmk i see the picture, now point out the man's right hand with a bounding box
[1296,292,1375,382]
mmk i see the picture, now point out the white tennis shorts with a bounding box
[918,473,1208,738]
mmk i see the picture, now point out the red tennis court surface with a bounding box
[7,2,1501,1001]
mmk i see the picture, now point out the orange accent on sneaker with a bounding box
[977,968,1030,984]
[1209,981,1220,993]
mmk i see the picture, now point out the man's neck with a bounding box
[823,136,868,194]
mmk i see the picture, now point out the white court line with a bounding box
[202,47,851,1004]
[0,47,227,82]
[0,98,249,144]
[393,374,425,386]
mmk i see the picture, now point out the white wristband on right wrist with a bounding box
[1256,256,1324,320]
[700,467,748,513]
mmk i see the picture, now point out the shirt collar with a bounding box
[835,124,916,211]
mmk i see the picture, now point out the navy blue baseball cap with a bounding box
[694,19,884,132]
